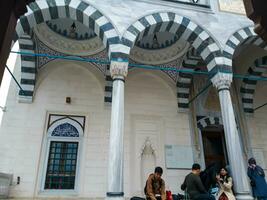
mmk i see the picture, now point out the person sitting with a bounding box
[181,163,215,200]
[216,167,235,200]
[145,166,166,200]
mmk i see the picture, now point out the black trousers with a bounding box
[146,196,162,200]
[193,193,215,200]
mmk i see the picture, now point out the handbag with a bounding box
[166,190,173,200]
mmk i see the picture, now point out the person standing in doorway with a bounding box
[144,166,166,200]
[247,158,267,200]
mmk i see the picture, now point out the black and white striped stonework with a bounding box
[177,49,202,111]
[223,27,267,72]
[240,56,267,114]
[18,34,36,102]
[121,12,223,72]
[13,0,120,60]
[197,116,222,130]
[104,65,113,104]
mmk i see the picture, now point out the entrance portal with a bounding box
[202,129,228,168]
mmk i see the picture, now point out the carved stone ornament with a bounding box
[34,23,105,56]
[110,60,128,78]
[130,39,189,65]
[140,137,157,158]
[211,72,232,90]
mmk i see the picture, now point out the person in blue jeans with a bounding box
[181,163,215,200]
[247,158,267,200]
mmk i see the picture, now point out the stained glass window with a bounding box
[45,141,78,189]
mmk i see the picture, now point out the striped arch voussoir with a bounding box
[177,49,202,111]
[121,12,223,72]
[18,34,36,103]
[197,116,223,130]
[14,0,119,59]
[223,27,267,72]
[104,65,112,104]
[240,56,267,114]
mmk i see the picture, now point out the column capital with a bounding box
[110,60,128,79]
[211,72,233,90]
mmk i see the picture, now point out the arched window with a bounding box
[42,115,85,191]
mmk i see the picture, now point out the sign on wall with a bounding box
[165,145,194,169]
[218,0,245,15]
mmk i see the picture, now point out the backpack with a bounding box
[144,175,163,195]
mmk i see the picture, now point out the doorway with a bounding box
[201,128,228,168]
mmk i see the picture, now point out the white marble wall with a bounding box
[124,69,192,196]
[247,82,267,171]
[0,58,110,198]
[0,0,263,198]
[0,59,192,198]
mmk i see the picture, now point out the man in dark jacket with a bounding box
[181,163,215,200]
[145,166,166,200]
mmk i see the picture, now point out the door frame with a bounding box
[198,125,228,169]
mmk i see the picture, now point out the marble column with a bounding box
[106,59,128,200]
[211,72,253,200]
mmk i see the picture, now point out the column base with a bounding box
[106,196,125,200]
[236,194,254,200]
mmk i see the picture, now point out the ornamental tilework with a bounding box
[51,123,79,137]
[35,36,108,75]
[35,36,109,104]
[36,38,63,69]
[128,59,180,82]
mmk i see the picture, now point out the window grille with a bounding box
[44,141,78,189]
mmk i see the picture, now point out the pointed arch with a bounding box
[240,56,267,114]
[120,12,223,71]
[14,0,120,102]
[13,0,120,59]
[223,26,267,71]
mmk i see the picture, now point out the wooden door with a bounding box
[202,130,228,168]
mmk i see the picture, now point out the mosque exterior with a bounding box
[0,0,267,200]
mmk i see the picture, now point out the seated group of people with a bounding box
[181,163,234,200]
[144,164,234,200]
[145,158,267,200]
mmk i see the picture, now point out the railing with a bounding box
[158,0,210,8]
